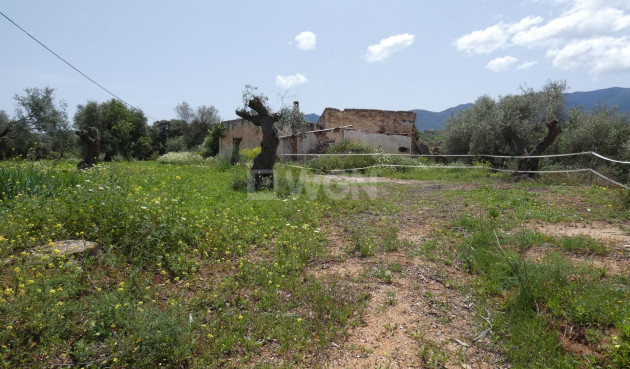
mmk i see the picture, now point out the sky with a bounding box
[1,0,629,126]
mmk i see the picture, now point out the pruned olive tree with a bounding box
[75,127,100,169]
[443,80,567,175]
[235,85,307,190]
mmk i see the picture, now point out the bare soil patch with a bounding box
[308,212,502,368]
[525,221,630,276]
[534,221,630,248]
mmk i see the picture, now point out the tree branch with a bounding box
[506,128,528,155]
[236,97,281,126]
[235,109,261,126]
[530,119,561,156]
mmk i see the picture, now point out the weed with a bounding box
[558,235,607,255]
[388,262,403,273]
[611,318,630,368]
[416,340,448,369]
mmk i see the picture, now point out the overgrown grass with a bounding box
[457,215,630,368]
[1,158,627,367]
[0,160,364,367]
[0,160,82,201]
[307,140,423,173]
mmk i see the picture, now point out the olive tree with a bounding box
[12,87,72,158]
[235,85,307,190]
[174,101,221,149]
[74,99,150,160]
[443,80,567,173]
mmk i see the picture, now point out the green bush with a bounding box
[201,124,226,158]
[157,151,206,165]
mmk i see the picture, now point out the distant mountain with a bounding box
[565,87,630,113]
[412,87,630,131]
[410,104,473,131]
[303,87,630,130]
[305,113,320,123]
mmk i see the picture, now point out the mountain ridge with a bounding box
[304,87,630,130]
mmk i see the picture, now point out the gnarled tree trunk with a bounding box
[236,97,281,190]
[76,127,101,169]
[231,137,242,165]
[508,119,561,177]
[0,125,10,140]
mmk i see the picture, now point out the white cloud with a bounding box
[512,5,630,46]
[486,56,519,72]
[295,31,316,50]
[455,0,630,74]
[275,73,308,90]
[548,36,630,73]
[455,16,543,54]
[507,16,545,33]
[517,61,539,70]
[454,24,510,54]
[366,33,415,62]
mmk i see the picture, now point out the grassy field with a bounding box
[0,159,629,368]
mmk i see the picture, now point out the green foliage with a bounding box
[201,124,226,158]
[132,135,154,160]
[241,147,261,162]
[458,215,630,367]
[415,128,443,148]
[1,87,73,159]
[611,318,630,368]
[74,99,149,161]
[548,106,630,181]
[0,160,363,367]
[307,140,429,174]
[174,101,221,149]
[350,222,408,257]
[443,80,567,160]
[157,151,206,165]
[617,189,630,212]
[166,135,187,153]
[0,161,81,201]
[554,106,630,161]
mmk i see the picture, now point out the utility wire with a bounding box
[0,10,157,121]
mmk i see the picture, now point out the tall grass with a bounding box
[0,160,364,367]
[308,140,422,172]
[457,213,630,368]
[0,160,81,201]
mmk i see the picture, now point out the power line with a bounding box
[0,10,157,121]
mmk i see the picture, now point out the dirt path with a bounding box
[309,213,502,368]
[306,176,629,368]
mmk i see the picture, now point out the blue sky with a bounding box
[1,0,629,126]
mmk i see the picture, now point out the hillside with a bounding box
[410,103,473,130]
[565,87,630,113]
[411,87,630,131]
[304,87,630,130]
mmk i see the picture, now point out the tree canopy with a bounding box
[74,99,150,160]
[0,87,72,159]
[443,80,567,160]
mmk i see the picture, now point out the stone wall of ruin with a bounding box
[219,119,318,154]
[278,127,412,157]
[318,108,416,134]
[219,119,262,153]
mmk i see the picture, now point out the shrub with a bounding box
[165,136,187,153]
[240,147,261,162]
[157,151,206,165]
[308,140,422,173]
[201,124,226,158]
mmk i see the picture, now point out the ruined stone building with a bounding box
[218,106,418,158]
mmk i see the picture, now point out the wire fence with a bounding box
[279,151,630,189]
